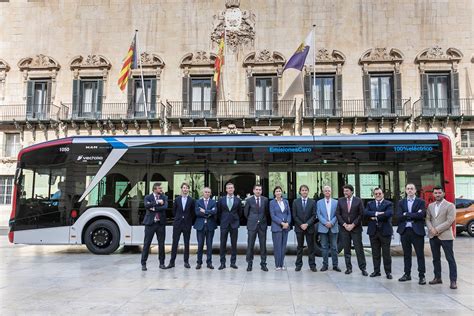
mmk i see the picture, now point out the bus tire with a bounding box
[313,231,344,257]
[84,219,120,255]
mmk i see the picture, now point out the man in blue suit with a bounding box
[194,187,217,270]
[141,182,168,271]
[397,183,426,285]
[217,182,242,270]
[364,187,393,279]
[316,185,340,272]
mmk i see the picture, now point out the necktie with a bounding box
[303,199,306,209]
[256,197,260,210]
[347,198,351,213]
[227,197,233,210]
[376,201,380,210]
[154,195,160,221]
[204,199,208,209]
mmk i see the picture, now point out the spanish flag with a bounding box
[213,36,225,88]
[118,34,137,91]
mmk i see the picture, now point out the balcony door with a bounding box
[370,75,393,112]
[191,78,212,116]
[72,79,103,119]
[26,80,51,120]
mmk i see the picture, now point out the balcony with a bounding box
[166,100,296,119]
[61,103,165,120]
[414,98,474,117]
[302,99,412,118]
[0,103,62,122]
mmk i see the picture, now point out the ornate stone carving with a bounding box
[359,47,404,64]
[316,48,346,64]
[0,59,9,100]
[243,50,286,67]
[70,54,111,71]
[18,54,60,72]
[139,52,165,69]
[415,45,463,64]
[180,51,217,68]
[211,0,256,52]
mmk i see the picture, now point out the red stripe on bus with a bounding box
[438,134,456,237]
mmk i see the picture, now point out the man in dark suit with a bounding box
[141,182,168,271]
[336,184,368,276]
[292,184,317,272]
[364,187,393,279]
[397,183,426,285]
[244,184,269,272]
[166,182,195,269]
[194,187,217,270]
[217,182,242,270]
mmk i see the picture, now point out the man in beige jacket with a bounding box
[425,186,457,289]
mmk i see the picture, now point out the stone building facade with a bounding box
[0,0,473,225]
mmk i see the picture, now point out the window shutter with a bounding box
[394,72,402,114]
[248,76,256,115]
[211,78,217,116]
[182,76,190,115]
[96,79,103,118]
[150,78,157,117]
[363,73,371,110]
[420,73,428,108]
[26,81,34,119]
[127,78,135,118]
[272,76,279,115]
[72,79,80,118]
[335,74,343,114]
[46,80,52,120]
[450,71,460,115]
[304,74,311,116]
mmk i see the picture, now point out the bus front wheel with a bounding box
[84,219,120,255]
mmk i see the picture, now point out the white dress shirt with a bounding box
[325,198,332,220]
[406,197,415,227]
[277,199,285,212]
[181,195,187,210]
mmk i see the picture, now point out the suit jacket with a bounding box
[316,198,339,233]
[397,197,426,236]
[217,195,242,229]
[292,197,316,233]
[336,196,364,232]
[269,199,292,232]
[193,198,217,231]
[426,199,456,240]
[172,195,195,230]
[244,195,269,231]
[364,199,393,236]
[143,193,168,226]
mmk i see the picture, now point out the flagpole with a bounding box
[223,29,228,116]
[312,24,316,112]
[135,29,148,117]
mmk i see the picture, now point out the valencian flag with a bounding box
[283,30,313,72]
[118,34,138,91]
[213,36,225,87]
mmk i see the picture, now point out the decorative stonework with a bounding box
[211,0,256,52]
[69,54,111,78]
[0,59,10,101]
[305,48,346,74]
[18,54,61,101]
[415,45,463,72]
[243,50,286,76]
[359,47,404,73]
[130,52,165,78]
[180,51,216,75]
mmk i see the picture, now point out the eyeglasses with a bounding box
[374,192,383,196]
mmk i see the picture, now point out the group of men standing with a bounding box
[140,181,458,290]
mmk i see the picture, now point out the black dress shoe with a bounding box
[398,274,411,282]
[184,262,191,269]
[386,273,393,279]
[218,264,226,270]
[230,264,238,269]
[320,266,328,272]
[310,266,317,272]
[159,264,166,269]
[207,264,214,270]
[196,264,202,270]
[141,265,147,271]
[361,270,368,276]
[345,269,352,274]
[165,263,175,269]
[333,266,341,272]
[418,276,426,285]
[247,264,252,272]
[429,278,442,285]
[450,281,457,289]
[370,272,381,277]
[261,265,268,272]
[295,266,302,272]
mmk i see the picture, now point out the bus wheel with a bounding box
[84,219,120,254]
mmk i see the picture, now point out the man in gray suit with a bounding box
[317,185,340,272]
[426,186,457,289]
[244,184,269,272]
[292,184,317,272]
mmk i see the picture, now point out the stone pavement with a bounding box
[0,235,472,315]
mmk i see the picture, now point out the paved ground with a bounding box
[0,234,473,315]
